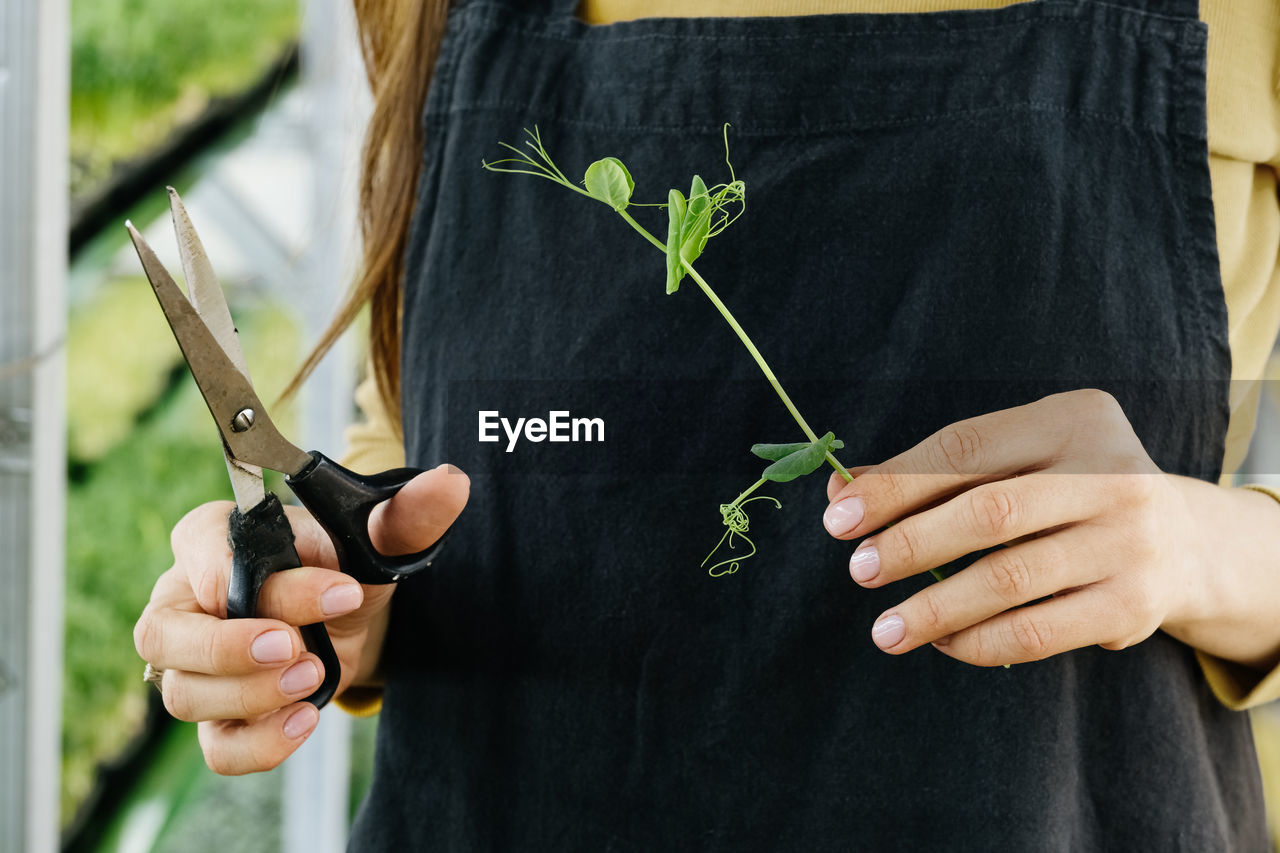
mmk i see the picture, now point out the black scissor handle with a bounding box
[227,493,341,708]
[285,451,449,585]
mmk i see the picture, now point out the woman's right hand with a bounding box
[133,463,469,775]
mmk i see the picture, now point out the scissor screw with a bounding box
[231,408,256,433]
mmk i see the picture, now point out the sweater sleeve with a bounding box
[1198,0,1280,710]
[332,371,402,717]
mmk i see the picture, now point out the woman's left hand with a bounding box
[822,388,1212,667]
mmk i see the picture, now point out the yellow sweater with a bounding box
[338,0,1280,713]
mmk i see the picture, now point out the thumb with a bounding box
[826,464,873,502]
[368,463,470,555]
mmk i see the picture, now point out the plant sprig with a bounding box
[483,126,854,577]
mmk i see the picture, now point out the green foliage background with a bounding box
[71,0,298,196]
[66,0,301,827]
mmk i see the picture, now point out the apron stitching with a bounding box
[1169,16,1230,478]
[486,13,1089,42]
[433,5,474,118]
[1089,0,1202,24]
[457,25,1174,65]
[430,100,1174,139]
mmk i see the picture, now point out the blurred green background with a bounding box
[71,0,297,196]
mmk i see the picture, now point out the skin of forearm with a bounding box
[1162,476,1280,672]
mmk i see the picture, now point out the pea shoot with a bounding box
[483,126,863,578]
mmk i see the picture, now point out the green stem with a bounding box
[683,263,851,481]
[617,209,668,252]
[729,477,768,508]
[615,208,851,483]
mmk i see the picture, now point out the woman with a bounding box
[135,0,1280,847]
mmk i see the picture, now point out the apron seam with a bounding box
[423,2,473,125]
[429,100,1176,140]
[1170,16,1231,480]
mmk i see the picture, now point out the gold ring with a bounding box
[143,661,165,692]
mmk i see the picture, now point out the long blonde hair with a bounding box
[284,0,453,427]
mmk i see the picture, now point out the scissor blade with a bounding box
[127,221,314,478]
[170,189,254,380]
[167,189,266,512]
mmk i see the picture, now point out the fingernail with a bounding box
[321,583,362,616]
[283,705,319,739]
[280,660,320,694]
[823,497,864,536]
[251,630,293,663]
[849,542,880,583]
[872,614,905,650]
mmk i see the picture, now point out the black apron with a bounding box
[353,0,1267,848]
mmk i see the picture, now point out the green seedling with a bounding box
[483,127,906,579]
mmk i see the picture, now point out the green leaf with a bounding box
[758,432,844,483]
[583,157,634,211]
[686,174,709,221]
[761,445,827,483]
[665,189,687,294]
[679,174,712,266]
[752,436,843,461]
[751,441,810,461]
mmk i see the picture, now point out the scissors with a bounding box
[127,188,445,708]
